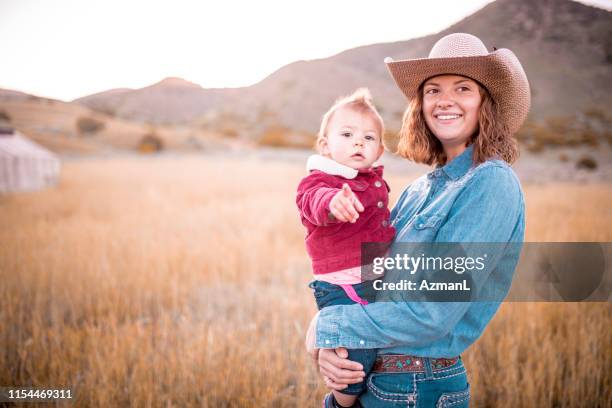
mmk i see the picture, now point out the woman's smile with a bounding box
[423,75,482,150]
[433,112,464,125]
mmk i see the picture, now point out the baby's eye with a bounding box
[342,132,352,137]
[365,135,376,141]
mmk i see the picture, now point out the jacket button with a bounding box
[377,201,384,208]
[382,220,388,227]
[374,181,382,188]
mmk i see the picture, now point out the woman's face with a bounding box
[422,75,482,149]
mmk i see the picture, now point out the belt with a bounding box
[372,354,460,373]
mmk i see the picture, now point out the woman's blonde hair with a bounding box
[316,88,385,152]
[396,81,519,166]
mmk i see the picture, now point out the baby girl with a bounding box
[296,88,396,407]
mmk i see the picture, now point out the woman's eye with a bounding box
[425,88,438,95]
[457,86,470,92]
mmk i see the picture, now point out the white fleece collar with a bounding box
[306,154,358,179]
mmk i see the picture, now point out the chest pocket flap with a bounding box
[346,180,369,192]
[413,214,443,230]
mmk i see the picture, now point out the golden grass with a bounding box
[0,157,610,407]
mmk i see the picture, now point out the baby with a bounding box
[296,88,396,408]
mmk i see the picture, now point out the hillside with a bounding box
[71,0,611,136]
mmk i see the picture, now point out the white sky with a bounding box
[0,0,610,101]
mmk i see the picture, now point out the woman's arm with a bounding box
[315,165,525,350]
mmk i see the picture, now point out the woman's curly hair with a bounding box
[396,80,519,166]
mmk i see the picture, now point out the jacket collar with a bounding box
[439,144,475,181]
[307,154,384,179]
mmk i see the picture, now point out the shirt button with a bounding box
[377,201,384,208]
[359,340,365,345]
[382,220,388,227]
[374,181,382,188]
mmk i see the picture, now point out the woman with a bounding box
[306,33,530,407]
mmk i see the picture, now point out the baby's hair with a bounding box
[316,88,385,152]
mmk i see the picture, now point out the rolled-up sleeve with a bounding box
[316,165,525,349]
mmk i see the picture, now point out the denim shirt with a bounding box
[315,145,526,357]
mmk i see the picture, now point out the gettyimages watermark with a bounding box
[360,242,611,302]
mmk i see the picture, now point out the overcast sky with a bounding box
[0,0,610,101]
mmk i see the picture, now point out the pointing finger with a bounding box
[342,183,353,197]
[353,196,365,212]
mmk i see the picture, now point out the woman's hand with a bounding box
[319,348,366,390]
[305,313,365,390]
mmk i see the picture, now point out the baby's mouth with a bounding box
[352,153,365,159]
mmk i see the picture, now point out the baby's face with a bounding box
[321,107,384,170]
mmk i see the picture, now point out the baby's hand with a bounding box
[329,184,365,223]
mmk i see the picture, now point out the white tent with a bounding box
[0,128,60,193]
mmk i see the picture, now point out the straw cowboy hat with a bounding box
[384,33,531,135]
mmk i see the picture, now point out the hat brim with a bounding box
[386,49,531,135]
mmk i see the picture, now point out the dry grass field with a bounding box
[0,155,610,407]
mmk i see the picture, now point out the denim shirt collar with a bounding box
[432,144,475,181]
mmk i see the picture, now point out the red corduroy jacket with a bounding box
[296,156,396,275]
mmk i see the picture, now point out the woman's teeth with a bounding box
[437,114,461,120]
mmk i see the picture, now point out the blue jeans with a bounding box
[309,279,379,396]
[359,358,470,407]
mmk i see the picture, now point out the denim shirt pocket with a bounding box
[413,214,443,230]
[407,213,444,242]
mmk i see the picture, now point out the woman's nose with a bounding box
[435,89,455,109]
[436,98,454,109]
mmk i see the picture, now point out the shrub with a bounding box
[383,129,400,153]
[525,140,545,153]
[220,126,239,138]
[138,132,164,153]
[583,108,607,122]
[576,156,597,170]
[258,126,314,148]
[76,116,105,135]
[0,110,11,122]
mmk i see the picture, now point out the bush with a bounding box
[0,110,11,122]
[76,116,105,135]
[383,130,400,153]
[576,156,597,170]
[258,126,314,148]
[220,126,239,138]
[138,132,164,153]
[525,139,545,153]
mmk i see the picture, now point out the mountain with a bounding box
[75,77,235,124]
[73,0,611,134]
